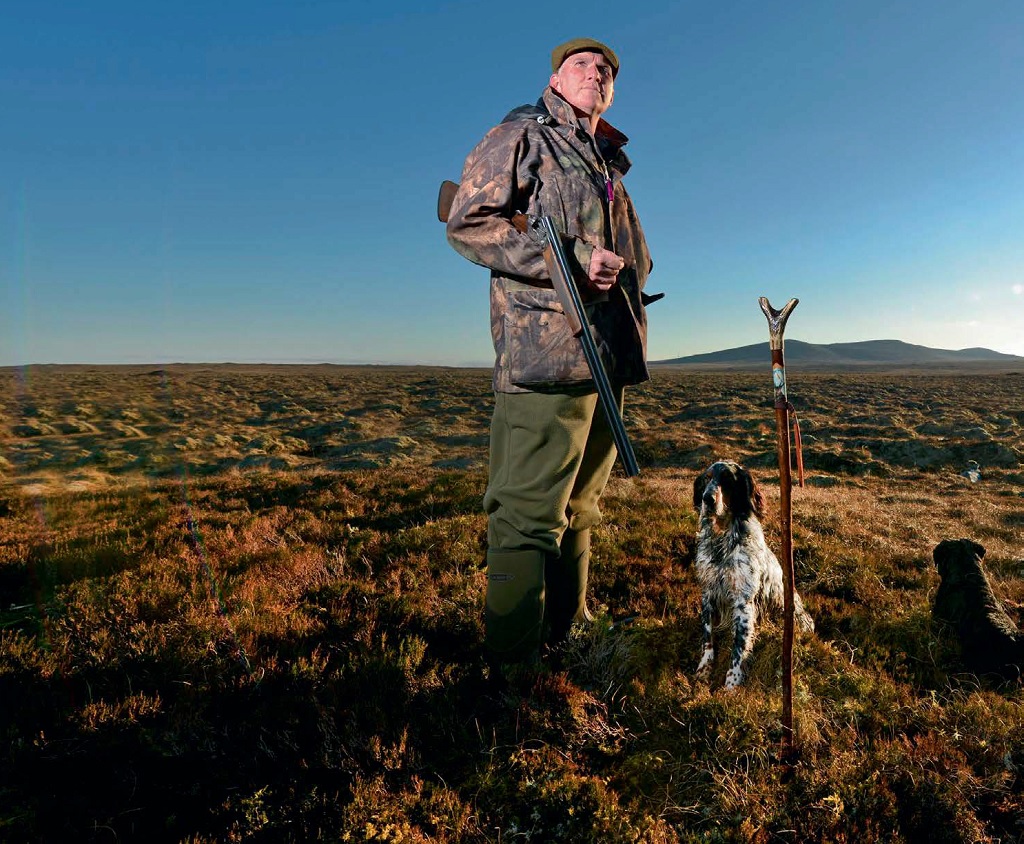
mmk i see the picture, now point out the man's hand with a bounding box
[587,247,625,291]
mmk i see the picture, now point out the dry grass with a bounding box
[1,364,1022,841]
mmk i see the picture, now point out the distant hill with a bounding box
[654,339,1024,368]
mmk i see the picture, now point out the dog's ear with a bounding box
[751,480,766,519]
[693,471,707,512]
[933,541,952,579]
[740,466,765,519]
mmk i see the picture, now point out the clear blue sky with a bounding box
[3,0,1022,366]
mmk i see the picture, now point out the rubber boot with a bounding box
[545,528,595,645]
[484,548,546,663]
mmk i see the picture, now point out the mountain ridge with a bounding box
[654,339,1024,368]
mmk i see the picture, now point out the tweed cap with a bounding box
[551,38,619,77]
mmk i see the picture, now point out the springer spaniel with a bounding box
[692,460,814,688]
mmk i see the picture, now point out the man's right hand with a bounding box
[587,247,625,291]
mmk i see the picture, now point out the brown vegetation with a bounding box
[1,364,1022,841]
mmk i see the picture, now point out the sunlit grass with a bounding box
[1,365,1022,840]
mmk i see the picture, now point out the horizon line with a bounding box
[3,338,1022,370]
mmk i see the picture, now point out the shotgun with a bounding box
[438,180,640,477]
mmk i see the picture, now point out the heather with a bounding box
[1,364,1022,841]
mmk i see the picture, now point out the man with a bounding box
[446,38,655,662]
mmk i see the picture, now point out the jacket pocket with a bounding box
[504,287,592,388]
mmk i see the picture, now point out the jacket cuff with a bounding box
[571,238,595,280]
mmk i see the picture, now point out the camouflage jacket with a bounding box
[447,87,654,393]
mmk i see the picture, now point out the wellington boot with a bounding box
[545,528,595,645]
[484,548,546,663]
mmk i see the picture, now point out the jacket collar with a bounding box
[542,87,631,176]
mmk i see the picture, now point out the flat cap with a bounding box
[551,38,619,77]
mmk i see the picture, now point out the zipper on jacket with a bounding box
[573,122,618,253]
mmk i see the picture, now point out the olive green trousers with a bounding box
[482,388,622,661]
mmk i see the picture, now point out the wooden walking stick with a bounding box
[759,296,800,759]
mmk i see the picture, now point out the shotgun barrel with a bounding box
[537,214,640,477]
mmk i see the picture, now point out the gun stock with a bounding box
[437,180,459,223]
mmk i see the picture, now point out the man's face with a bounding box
[550,51,615,119]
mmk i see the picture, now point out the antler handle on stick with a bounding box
[759,296,799,760]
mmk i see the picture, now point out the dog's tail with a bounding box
[763,572,815,633]
[794,593,815,633]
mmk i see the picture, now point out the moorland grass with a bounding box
[1,366,1022,841]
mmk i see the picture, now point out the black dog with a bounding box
[932,538,1023,680]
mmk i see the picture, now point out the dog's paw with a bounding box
[696,650,714,679]
[724,666,744,689]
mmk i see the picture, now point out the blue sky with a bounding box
[2,0,1022,366]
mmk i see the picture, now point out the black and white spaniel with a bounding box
[692,460,814,688]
